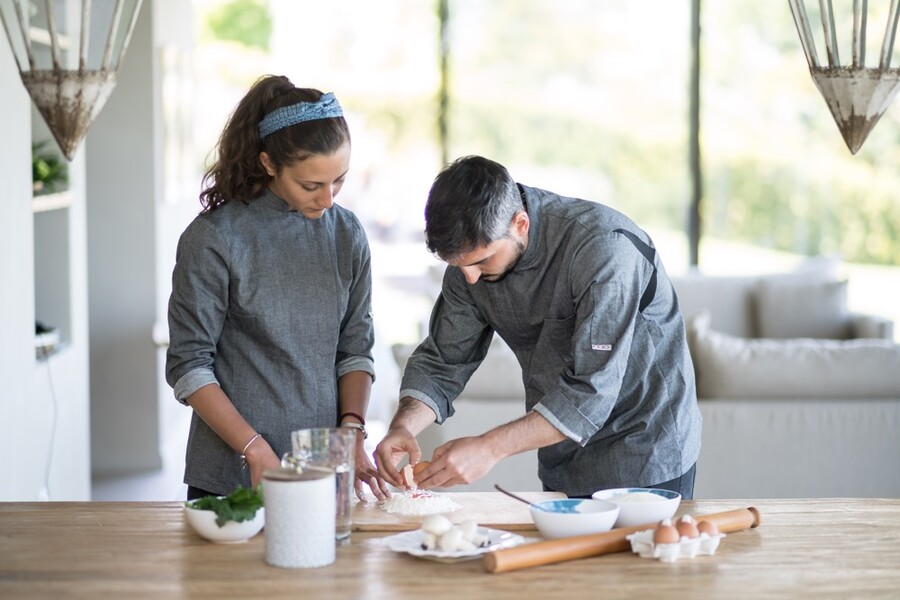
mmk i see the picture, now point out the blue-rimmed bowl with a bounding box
[530,498,620,539]
[591,487,681,528]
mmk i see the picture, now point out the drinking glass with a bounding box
[282,427,357,545]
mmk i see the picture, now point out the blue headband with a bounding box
[258,92,344,139]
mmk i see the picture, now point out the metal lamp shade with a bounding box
[0,0,144,160]
[789,0,900,154]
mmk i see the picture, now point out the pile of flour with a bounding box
[380,492,460,516]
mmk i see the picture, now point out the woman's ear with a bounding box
[259,152,276,177]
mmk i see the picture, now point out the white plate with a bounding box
[381,527,526,563]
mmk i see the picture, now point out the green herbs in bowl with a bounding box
[184,485,265,543]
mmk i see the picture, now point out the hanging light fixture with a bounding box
[788,0,900,154]
[0,0,144,160]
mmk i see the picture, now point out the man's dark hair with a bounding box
[424,156,524,260]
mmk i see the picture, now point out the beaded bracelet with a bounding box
[339,411,366,425]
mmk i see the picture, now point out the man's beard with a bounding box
[482,239,526,283]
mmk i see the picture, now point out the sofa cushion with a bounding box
[850,312,895,340]
[687,312,900,399]
[673,274,759,338]
[391,337,525,400]
[671,256,841,339]
[755,279,850,339]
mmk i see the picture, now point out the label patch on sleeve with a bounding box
[591,344,613,351]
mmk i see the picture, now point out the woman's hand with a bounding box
[244,436,281,488]
[353,437,390,501]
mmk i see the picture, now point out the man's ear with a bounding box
[512,210,530,237]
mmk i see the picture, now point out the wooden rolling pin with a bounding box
[483,506,761,574]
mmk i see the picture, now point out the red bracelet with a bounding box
[339,411,366,425]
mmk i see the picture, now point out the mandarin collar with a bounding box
[514,184,542,271]
[256,188,294,213]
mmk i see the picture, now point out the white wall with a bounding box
[86,0,195,477]
[1,31,91,500]
[1,0,194,499]
[86,2,162,475]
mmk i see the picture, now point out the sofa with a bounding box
[674,262,899,499]
[394,258,900,498]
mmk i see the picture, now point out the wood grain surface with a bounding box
[2,498,900,599]
[352,491,565,531]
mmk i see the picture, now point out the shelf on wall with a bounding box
[33,190,72,213]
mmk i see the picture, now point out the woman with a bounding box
[166,75,388,501]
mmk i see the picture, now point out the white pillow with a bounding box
[672,274,759,338]
[755,279,850,339]
[391,338,524,400]
[687,312,900,399]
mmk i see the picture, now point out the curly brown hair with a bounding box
[199,74,351,212]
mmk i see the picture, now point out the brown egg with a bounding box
[400,464,417,489]
[407,460,431,489]
[653,519,681,544]
[676,515,700,539]
[697,519,719,537]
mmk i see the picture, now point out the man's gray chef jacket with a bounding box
[400,185,701,496]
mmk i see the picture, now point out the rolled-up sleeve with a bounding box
[166,218,229,404]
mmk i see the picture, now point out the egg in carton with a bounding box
[626,515,726,563]
[419,514,489,552]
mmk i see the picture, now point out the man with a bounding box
[374,155,701,498]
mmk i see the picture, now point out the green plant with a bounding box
[32,141,67,195]
[186,484,263,527]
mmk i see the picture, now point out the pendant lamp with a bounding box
[788,0,900,154]
[0,0,144,160]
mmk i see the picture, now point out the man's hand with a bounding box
[373,427,422,488]
[373,397,437,488]
[414,436,503,489]
[413,410,568,490]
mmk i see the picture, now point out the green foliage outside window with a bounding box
[206,0,272,52]
[702,0,900,266]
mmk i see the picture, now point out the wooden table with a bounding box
[2,497,899,599]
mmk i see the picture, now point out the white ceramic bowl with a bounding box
[590,487,681,528]
[183,500,265,543]
[530,498,620,539]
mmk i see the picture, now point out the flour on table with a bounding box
[379,492,460,516]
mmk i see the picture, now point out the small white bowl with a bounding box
[590,487,681,528]
[530,498,620,539]
[184,501,265,544]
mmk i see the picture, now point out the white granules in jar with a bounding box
[380,492,461,516]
